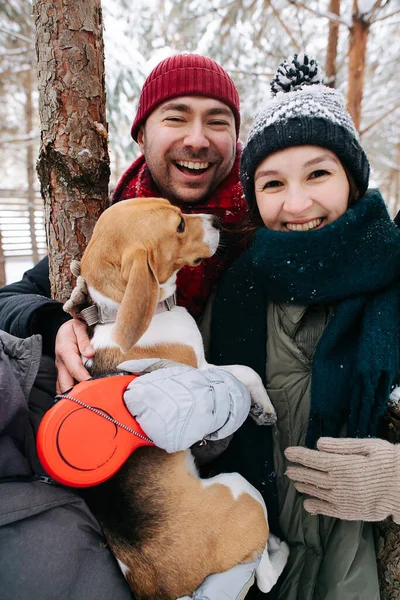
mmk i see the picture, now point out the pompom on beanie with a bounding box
[131,53,240,140]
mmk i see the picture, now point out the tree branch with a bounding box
[363,0,385,18]
[2,46,31,56]
[268,0,301,51]
[0,65,32,77]
[0,27,34,44]
[288,0,350,27]
[371,8,400,23]
[180,0,238,20]
[229,68,274,77]
[0,131,39,147]
[363,0,391,22]
[360,104,400,136]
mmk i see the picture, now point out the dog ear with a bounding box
[114,249,159,353]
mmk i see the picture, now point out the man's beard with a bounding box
[149,160,222,206]
[143,140,233,205]
[163,178,218,206]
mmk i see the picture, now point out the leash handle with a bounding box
[55,392,153,443]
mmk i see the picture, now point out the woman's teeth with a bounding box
[176,160,210,171]
[286,218,323,231]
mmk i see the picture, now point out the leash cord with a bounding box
[55,394,153,443]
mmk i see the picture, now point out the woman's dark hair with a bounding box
[344,165,361,206]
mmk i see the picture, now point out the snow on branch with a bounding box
[2,46,31,56]
[0,131,39,147]
[0,27,34,45]
[268,0,301,51]
[288,0,351,27]
[370,8,400,23]
[358,0,381,17]
[180,0,238,20]
[360,104,400,136]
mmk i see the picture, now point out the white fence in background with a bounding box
[0,189,46,284]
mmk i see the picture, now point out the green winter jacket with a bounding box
[265,300,379,600]
[206,295,381,599]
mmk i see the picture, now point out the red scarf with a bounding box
[112,142,248,318]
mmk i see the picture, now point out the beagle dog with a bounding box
[68,197,287,599]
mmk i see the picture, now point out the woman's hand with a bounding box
[55,319,94,393]
[285,437,400,523]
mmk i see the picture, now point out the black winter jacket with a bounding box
[0,329,133,600]
[0,257,70,355]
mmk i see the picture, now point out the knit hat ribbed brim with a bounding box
[131,53,240,140]
[241,54,370,215]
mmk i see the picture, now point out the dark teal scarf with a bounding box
[211,190,400,446]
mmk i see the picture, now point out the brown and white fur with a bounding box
[72,197,288,600]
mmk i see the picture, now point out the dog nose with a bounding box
[211,216,221,230]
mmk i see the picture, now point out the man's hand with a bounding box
[285,437,400,523]
[55,319,94,393]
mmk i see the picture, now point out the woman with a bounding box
[209,54,400,600]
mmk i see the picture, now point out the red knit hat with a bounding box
[131,53,240,141]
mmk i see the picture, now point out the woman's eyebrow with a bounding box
[303,155,339,167]
[255,169,280,180]
[255,154,339,180]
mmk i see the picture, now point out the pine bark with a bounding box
[324,0,341,88]
[374,404,400,599]
[347,1,369,131]
[32,0,110,302]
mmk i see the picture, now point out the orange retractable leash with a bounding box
[37,374,155,488]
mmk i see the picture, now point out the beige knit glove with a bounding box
[285,437,400,523]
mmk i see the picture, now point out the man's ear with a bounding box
[137,126,145,154]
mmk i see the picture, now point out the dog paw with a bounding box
[63,274,89,317]
[256,535,289,593]
[250,403,277,426]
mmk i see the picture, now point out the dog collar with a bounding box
[79,293,177,327]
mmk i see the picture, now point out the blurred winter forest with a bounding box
[0,0,399,281]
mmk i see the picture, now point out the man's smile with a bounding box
[174,160,212,176]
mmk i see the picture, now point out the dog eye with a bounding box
[177,217,185,233]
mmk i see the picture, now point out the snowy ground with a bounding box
[5,258,34,285]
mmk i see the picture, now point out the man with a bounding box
[0,53,248,394]
[0,54,265,600]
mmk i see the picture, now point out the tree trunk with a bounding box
[324,0,341,88]
[347,1,369,131]
[32,0,110,303]
[374,400,400,598]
